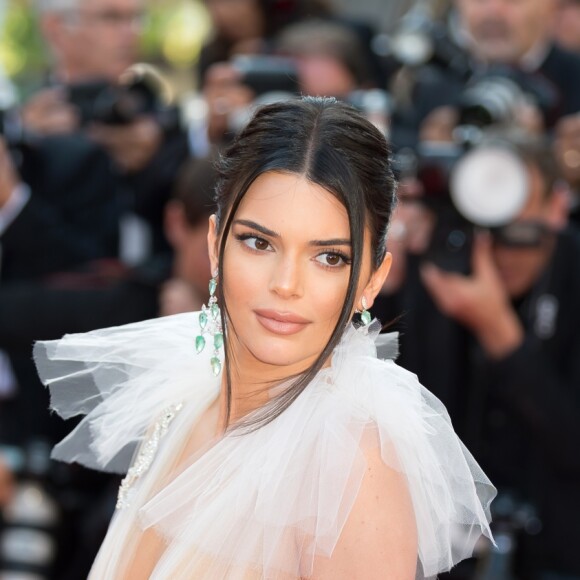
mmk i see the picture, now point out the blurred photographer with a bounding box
[197,19,388,150]
[381,135,580,578]
[409,0,580,125]
[396,0,580,222]
[20,0,189,260]
[553,0,580,54]
[198,0,334,86]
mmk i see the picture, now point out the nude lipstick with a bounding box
[254,309,311,336]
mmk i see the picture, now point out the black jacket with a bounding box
[0,134,120,281]
[0,258,168,447]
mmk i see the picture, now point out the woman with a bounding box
[35,97,495,579]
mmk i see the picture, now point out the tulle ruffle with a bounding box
[34,314,495,579]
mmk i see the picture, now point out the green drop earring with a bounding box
[195,270,223,376]
[358,296,372,326]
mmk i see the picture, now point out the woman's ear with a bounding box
[362,252,393,309]
[207,214,219,274]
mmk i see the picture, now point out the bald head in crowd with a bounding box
[456,0,557,64]
[37,0,144,82]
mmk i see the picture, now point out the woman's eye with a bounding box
[315,252,349,267]
[242,236,272,252]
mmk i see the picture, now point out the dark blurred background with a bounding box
[0,0,579,578]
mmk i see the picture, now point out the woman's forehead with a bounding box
[234,171,350,236]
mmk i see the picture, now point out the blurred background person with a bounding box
[21,0,190,263]
[388,0,580,225]
[198,0,333,85]
[275,19,376,98]
[409,0,580,127]
[552,0,580,54]
[196,17,388,151]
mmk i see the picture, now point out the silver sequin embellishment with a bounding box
[116,402,184,509]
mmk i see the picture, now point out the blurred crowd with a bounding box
[0,0,579,578]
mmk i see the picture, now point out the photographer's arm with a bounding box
[20,87,79,136]
[422,234,580,475]
[421,233,525,359]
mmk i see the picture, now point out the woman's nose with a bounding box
[268,255,304,299]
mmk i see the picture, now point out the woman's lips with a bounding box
[254,309,311,336]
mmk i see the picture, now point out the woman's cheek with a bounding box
[310,267,350,323]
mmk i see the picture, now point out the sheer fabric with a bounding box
[34,313,496,579]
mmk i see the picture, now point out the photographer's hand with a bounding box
[89,116,162,174]
[0,138,21,210]
[203,63,255,144]
[20,87,79,135]
[421,233,524,359]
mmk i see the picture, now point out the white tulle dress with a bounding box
[34,312,496,579]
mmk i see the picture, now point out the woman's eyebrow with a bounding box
[233,219,280,238]
[309,238,351,247]
[233,219,351,246]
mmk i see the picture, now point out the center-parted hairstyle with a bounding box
[214,96,396,431]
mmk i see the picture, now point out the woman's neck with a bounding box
[215,336,321,430]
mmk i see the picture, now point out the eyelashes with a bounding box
[314,251,352,268]
[233,233,351,270]
[235,233,273,253]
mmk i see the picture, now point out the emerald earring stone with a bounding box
[214,332,223,350]
[209,278,217,296]
[210,303,220,320]
[199,311,208,329]
[361,310,372,326]
[195,335,206,353]
[210,356,222,376]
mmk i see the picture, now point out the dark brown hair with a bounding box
[215,96,396,431]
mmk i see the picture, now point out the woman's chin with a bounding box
[242,341,317,371]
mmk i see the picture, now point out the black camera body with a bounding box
[67,78,159,127]
[67,65,168,127]
[231,55,300,96]
[458,67,562,130]
[410,143,475,275]
[395,138,544,275]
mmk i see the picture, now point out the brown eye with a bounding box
[239,236,273,252]
[315,252,348,268]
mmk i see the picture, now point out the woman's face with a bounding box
[208,171,390,381]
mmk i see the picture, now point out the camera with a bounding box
[390,11,562,131]
[458,67,561,130]
[231,55,300,97]
[67,64,170,127]
[395,138,549,274]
